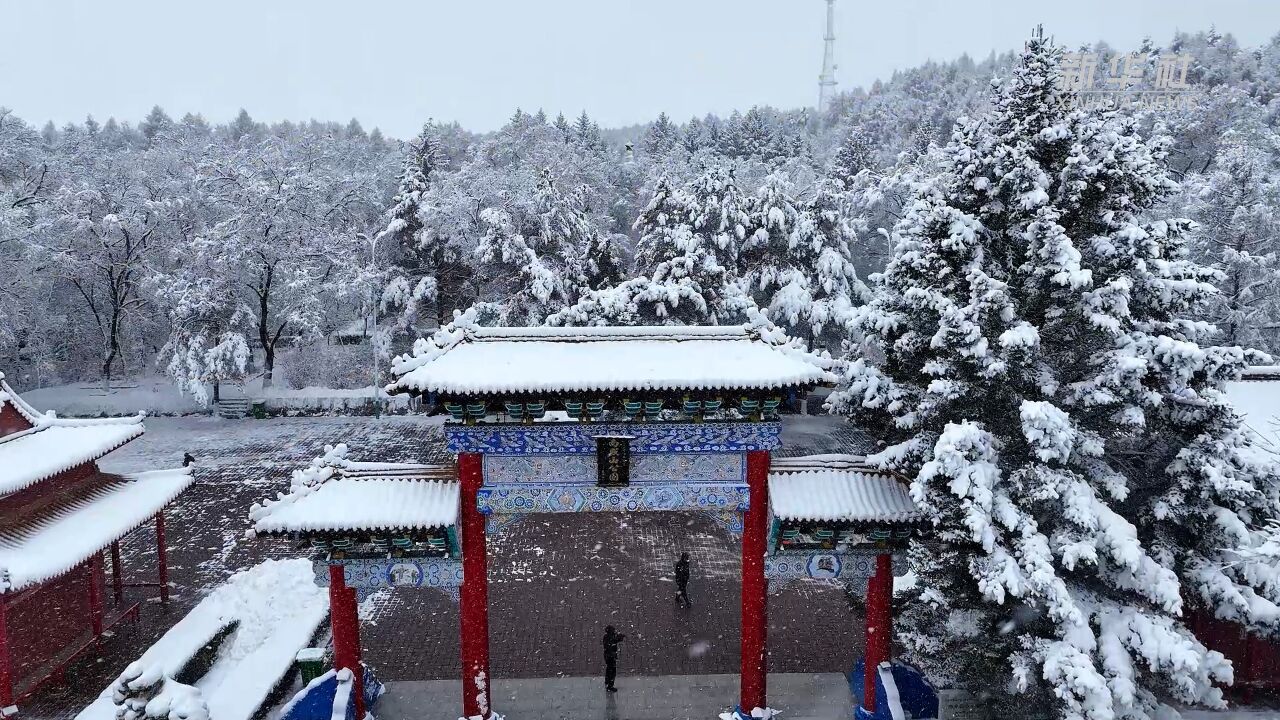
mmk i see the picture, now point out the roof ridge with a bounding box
[0,374,43,425]
[470,326,753,343]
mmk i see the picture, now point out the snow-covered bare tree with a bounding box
[829,37,1280,720]
[1186,121,1280,351]
[149,233,252,406]
[44,143,171,387]
[199,135,364,386]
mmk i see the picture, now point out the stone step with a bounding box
[216,398,251,419]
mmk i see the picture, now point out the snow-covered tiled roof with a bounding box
[1240,365,1280,381]
[249,444,459,536]
[0,373,147,496]
[768,454,920,523]
[251,477,459,535]
[390,324,834,396]
[0,468,194,592]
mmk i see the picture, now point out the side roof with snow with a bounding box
[0,372,148,497]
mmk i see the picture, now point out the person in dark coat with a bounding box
[674,552,691,608]
[603,625,626,692]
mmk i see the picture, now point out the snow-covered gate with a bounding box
[250,324,923,720]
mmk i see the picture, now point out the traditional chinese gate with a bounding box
[251,324,920,720]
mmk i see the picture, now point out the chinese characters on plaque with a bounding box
[595,435,632,487]
[1058,51,1194,110]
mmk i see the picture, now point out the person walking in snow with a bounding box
[602,625,626,692]
[674,552,691,608]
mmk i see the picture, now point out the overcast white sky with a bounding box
[1,0,1276,137]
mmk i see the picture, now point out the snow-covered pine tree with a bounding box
[574,111,604,152]
[632,175,692,274]
[685,164,749,272]
[829,36,1280,720]
[531,169,589,288]
[553,113,572,144]
[139,105,173,145]
[740,173,866,350]
[569,183,626,291]
[682,117,707,155]
[473,170,589,326]
[737,107,777,161]
[550,170,754,326]
[1187,127,1280,352]
[828,127,877,189]
[473,207,564,326]
[380,122,472,331]
[644,112,680,157]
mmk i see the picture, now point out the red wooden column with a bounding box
[155,512,170,603]
[862,553,894,712]
[88,552,105,640]
[0,595,13,712]
[328,565,365,719]
[740,450,771,713]
[458,452,492,719]
[110,540,124,604]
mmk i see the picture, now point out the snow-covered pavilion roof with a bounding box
[249,451,459,537]
[390,325,834,397]
[768,455,921,524]
[0,468,193,592]
[0,373,147,497]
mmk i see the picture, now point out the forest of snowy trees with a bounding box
[2,28,1278,398]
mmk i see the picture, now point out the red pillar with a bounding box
[0,595,12,712]
[88,552,105,640]
[862,553,894,712]
[155,512,170,603]
[328,565,365,719]
[458,452,492,719]
[110,540,124,604]
[740,450,770,713]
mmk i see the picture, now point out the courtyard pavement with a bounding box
[20,414,873,720]
[376,673,853,720]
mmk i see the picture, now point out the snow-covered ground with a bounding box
[1226,380,1280,451]
[1178,711,1280,719]
[17,375,408,418]
[21,376,207,417]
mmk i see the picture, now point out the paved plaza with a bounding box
[20,414,872,720]
[377,673,853,720]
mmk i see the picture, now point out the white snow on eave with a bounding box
[251,477,459,535]
[394,337,832,396]
[768,468,921,523]
[0,468,193,593]
[471,325,752,341]
[0,374,150,497]
[0,421,146,497]
[770,453,874,471]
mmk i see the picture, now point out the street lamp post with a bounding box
[361,232,383,417]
